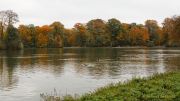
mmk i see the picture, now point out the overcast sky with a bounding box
[0,0,179,28]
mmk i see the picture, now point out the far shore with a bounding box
[2,46,180,50]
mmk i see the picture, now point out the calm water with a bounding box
[0,48,180,101]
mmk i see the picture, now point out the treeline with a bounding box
[0,10,180,49]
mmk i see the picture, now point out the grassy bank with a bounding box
[41,72,180,101]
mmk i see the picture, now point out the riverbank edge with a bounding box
[1,46,180,50]
[40,71,180,101]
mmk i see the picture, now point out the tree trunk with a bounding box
[0,22,3,40]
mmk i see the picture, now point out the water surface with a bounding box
[0,48,180,101]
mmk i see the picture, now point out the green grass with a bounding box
[41,72,180,101]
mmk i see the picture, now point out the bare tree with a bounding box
[0,11,6,39]
[5,10,19,25]
[0,10,19,39]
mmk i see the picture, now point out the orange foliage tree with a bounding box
[128,24,149,46]
[35,25,51,48]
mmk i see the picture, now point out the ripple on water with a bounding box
[0,48,180,101]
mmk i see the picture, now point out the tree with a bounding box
[0,10,21,50]
[0,11,6,40]
[87,19,110,46]
[145,20,160,46]
[18,24,36,47]
[107,18,122,36]
[49,22,64,48]
[115,23,129,46]
[64,29,70,47]
[73,23,87,46]
[35,26,50,48]
[162,18,173,45]
[28,24,36,47]
[0,10,19,39]
[171,16,180,46]
[156,28,164,46]
[68,28,78,46]
[4,10,19,26]
[5,25,23,49]
[107,18,122,46]
[128,24,149,46]
[163,16,180,46]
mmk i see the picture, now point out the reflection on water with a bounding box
[0,48,180,101]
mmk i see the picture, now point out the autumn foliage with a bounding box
[1,10,180,48]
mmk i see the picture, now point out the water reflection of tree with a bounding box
[71,48,122,78]
[0,50,21,88]
[0,48,67,89]
[19,48,65,75]
[165,56,180,71]
[19,49,36,67]
[1,48,179,89]
[47,48,65,75]
[72,48,180,80]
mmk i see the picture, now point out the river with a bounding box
[0,47,180,101]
